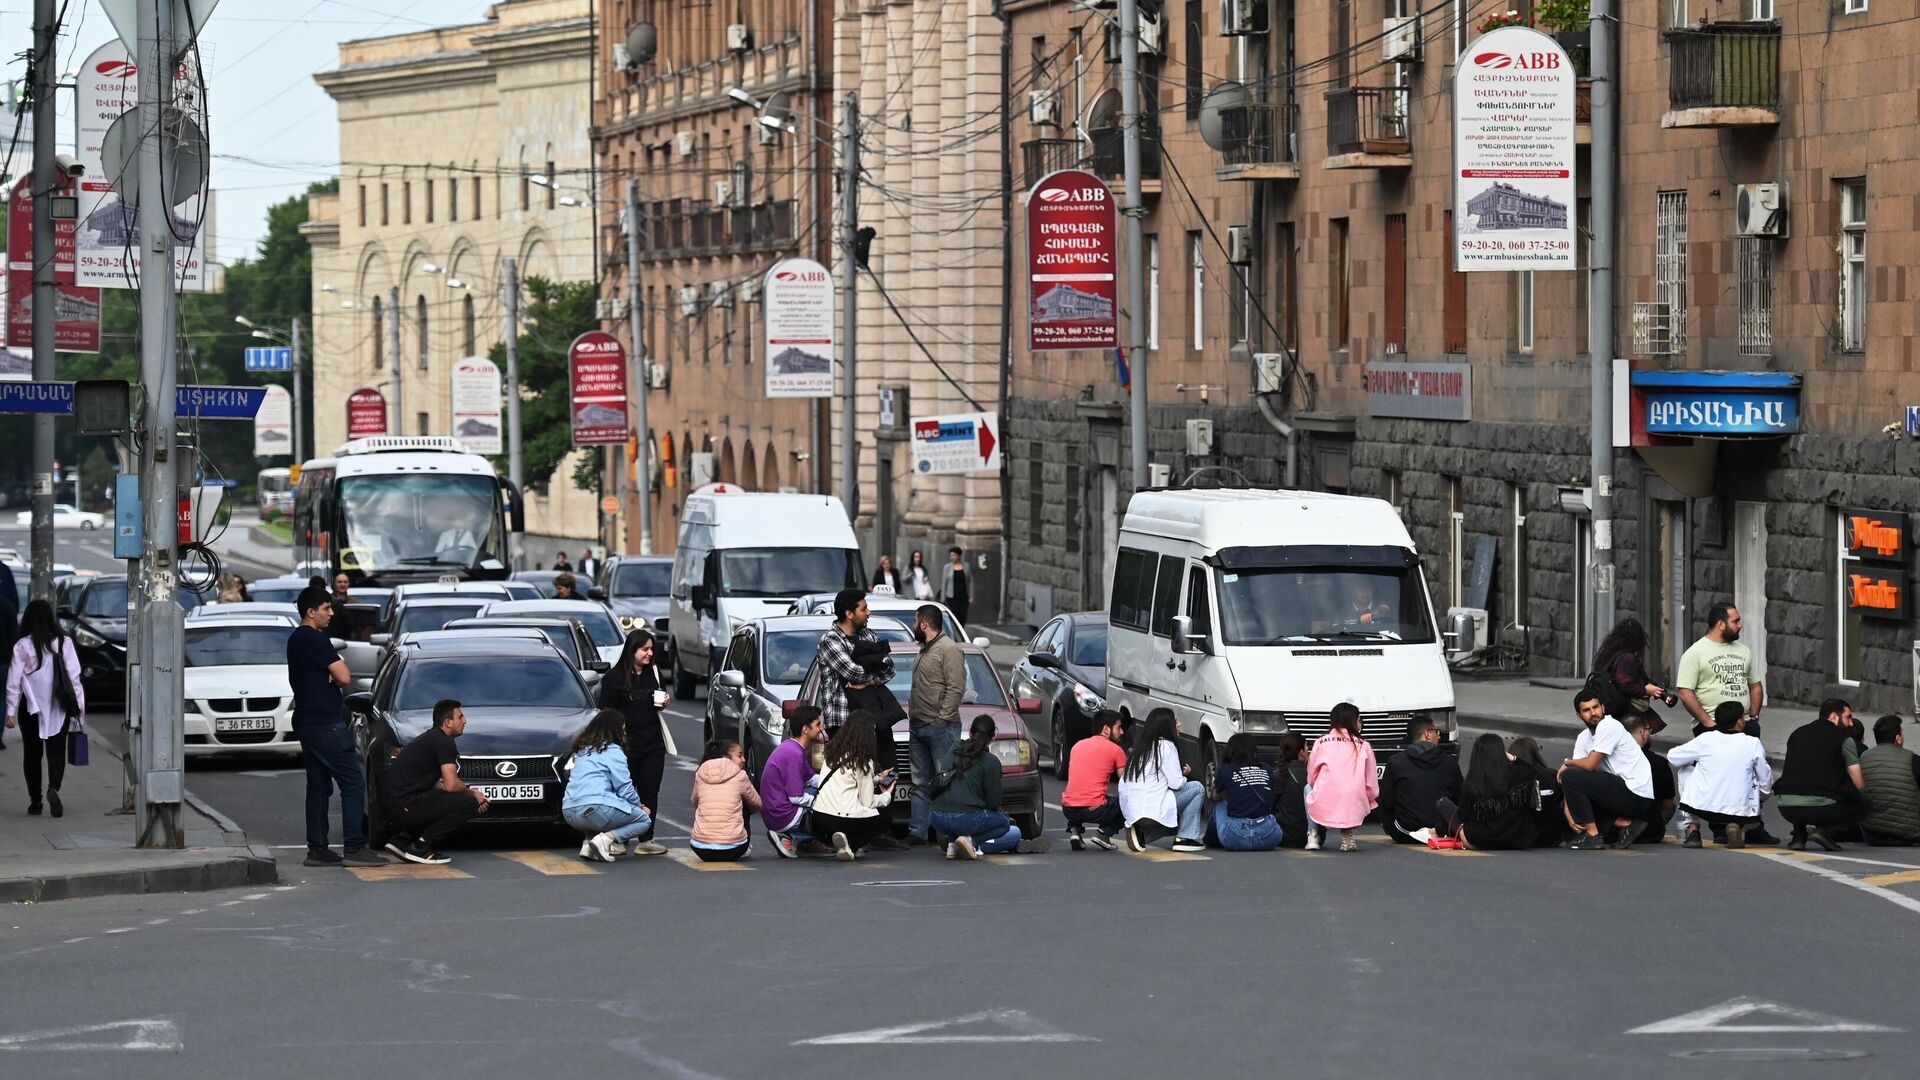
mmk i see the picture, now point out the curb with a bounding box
[0,851,277,905]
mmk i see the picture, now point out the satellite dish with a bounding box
[1198,82,1252,151]
[1086,88,1120,132]
[99,0,223,60]
[626,23,658,66]
[102,105,209,207]
[762,90,792,125]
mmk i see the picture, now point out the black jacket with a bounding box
[599,668,664,755]
[1379,740,1463,838]
[1778,720,1861,804]
[844,639,905,725]
[1275,760,1309,848]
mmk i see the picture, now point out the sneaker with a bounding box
[384,836,416,859]
[47,789,62,818]
[832,831,856,862]
[26,800,42,816]
[1744,826,1780,846]
[302,846,343,867]
[344,847,394,867]
[904,833,932,847]
[952,836,981,860]
[944,841,959,860]
[1338,829,1358,853]
[1682,828,1703,849]
[586,833,618,863]
[1786,830,1807,851]
[1568,832,1611,851]
[1068,831,1086,851]
[628,840,668,856]
[1171,837,1207,853]
[769,830,800,859]
[579,838,596,860]
[1808,828,1843,853]
[1610,822,1643,850]
[1085,832,1117,851]
[1015,837,1052,854]
[1725,824,1746,850]
[1123,825,1145,853]
[1304,829,1322,852]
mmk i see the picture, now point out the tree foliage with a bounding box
[485,276,602,494]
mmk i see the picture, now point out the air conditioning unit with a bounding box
[1030,88,1060,127]
[612,43,632,70]
[646,361,669,390]
[594,298,610,320]
[1185,418,1215,456]
[1226,225,1254,264]
[1445,607,1489,657]
[1735,182,1789,238]
[1383,16,1422,62]
[609,297,628,319]
[712,180,733,208]
[1147,462,1171,488]
[1632,301,1679,357]
[678,285,701,315]
[725,23,753,53]
[738,278,761,303]
[1104,8,1166,62]
[1221,0,1266,36]
[675,131,696,157]
[709,280,733,308]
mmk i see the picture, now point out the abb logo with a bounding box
[1473,50,1562,70]
[1039,186,1107,203]
[774,269,827,282]
[774,271,796,281]
[96,60,136,76]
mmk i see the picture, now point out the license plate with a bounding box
[215,716,275,733]
[472,783,545,801]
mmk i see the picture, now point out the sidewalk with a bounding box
[0,727,275,904]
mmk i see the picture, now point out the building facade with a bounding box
[1004,0,1920,714]
[306,0,601,561]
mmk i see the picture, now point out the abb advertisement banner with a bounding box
[763,258,834,398]
[73,41,209,290]
[253,385,292,457]
[346,387,387,438]
[6,175,103,352]
[569,331,630,445]
[1451,27,1577,272]
[451,356,502,454]
[1026,169,1117,351]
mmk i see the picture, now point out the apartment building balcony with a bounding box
[1021,136,1085,191]
[1662,23,1781,129]
[1215,99,1300,182]
[1324,86,1412,170]
[1087,117,1163,197]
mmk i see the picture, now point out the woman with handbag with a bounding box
[1591,618,1669,734]
[598,628,677,855]
[808,710,898,861]
[4,599,85,817]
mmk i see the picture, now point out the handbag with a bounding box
[49,640,81,718]
[803,765,843,837]
[65,715,89,766]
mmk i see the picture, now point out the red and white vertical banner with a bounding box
[1451,27,1577,272]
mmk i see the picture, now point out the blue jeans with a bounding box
[297,724,366,852]
[1212,802,1284,851]
[564,802,653,843]
[1173,780,1206,841]
[928,808,1021,854]
[908,722,959,838]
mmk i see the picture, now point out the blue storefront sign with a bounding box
[1632,371,1801,437]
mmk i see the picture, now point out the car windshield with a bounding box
[337,473,506,574]
[80,580,198,618]
[1215,565,1436,646]
[553,607,620,647]
[395,656,589,712]
[718,547,860,598]
[184,626,288,667]
[1069,621,1108,666]
[397,603,487,636]
[881,653,1007,708]
[611,562,670,597]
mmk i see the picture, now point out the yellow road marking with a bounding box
[1861,869,1920,887]
[665,848,753,872]
[496,850,601,876]
[345,863,472,882]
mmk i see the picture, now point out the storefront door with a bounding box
[1734,501,1769,684]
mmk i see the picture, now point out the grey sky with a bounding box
[2,0,497,261]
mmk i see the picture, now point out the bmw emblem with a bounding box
[495,761,519,779]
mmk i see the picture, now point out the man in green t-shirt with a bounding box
[1676,601,1764,737]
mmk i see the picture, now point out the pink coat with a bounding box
[690,757,763,846]
[1304,731,1379,829]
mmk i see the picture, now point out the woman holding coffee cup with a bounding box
[598,628,677,855]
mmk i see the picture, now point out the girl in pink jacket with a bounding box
[690,739,764,862]
[1305,703,1379,852]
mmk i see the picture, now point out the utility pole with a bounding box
[290,317,305,461]
[624,180,651,553]
[27,0,56,601]
[1587,0,1617,653]
[134,0,184,848]
[389,284,403,434]
[503,257,523,568]
[1117,0,1150,491]
[838,93,859,516]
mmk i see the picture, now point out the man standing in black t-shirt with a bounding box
[289,587,389,867]
[386,698,488,865]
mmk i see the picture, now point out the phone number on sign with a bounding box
[1460,239,1572,253]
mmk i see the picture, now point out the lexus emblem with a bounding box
[495,761,519,779]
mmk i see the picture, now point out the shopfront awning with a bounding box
[1612,368,1802,497]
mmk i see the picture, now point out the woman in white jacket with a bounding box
[4,600,85,817]
[1117,708,1207,853]
[809,709,898,861]
[1667,705,1772,849]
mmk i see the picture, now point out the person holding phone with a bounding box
[809,710,898,861]
[599,628,675,856]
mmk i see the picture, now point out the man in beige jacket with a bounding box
[907,604,966,844]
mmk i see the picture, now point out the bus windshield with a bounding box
[718,548,860,598]
[1215,565,1436,646]
[336,474,506,576]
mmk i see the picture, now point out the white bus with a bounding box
[293,436,524,586]
[258,467,293,513]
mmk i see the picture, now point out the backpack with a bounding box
[1582,656,1632,719]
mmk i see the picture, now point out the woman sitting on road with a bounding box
[690,739,763,862]
[1449,733,1542,851]
[809,710,899,861]
[1273,733,1309,848]
[1118,708,1207,853]
[1508,736,1570,848]
[562,709,653,862]
[1210,733,1283,851]
[1304,703,1378,852]
[928,714,1047,858]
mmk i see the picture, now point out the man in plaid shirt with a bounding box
[816,588,895,730]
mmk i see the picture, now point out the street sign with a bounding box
[346,387,386,438]
[1026,169,1118,351]
[176,386,268,419]
[1451,27,1578,272]
[600,496,620,515]
[910,411,1001,476]
[0,380,76,413]
[568,331,630,445]
[763,258,835,398]
[244,346,293,372]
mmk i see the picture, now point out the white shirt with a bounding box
[1666,730,1772,818]
[811,761,893,819]
[1573,716,1654,799]
[4,637,84,739]
[1118,739,1184,827]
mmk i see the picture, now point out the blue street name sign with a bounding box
[0,381,267,419]
[245,346,293,372]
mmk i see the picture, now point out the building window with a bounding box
[1840,178,1867,351]
[370,297,384,369]
[417,412,430,437]
[449,172,459,222]
[1444,211,1467,353]
[1516,271,1535,353]
[1189,231,1204,351]
[1147,235,1160,351]
[520,165,530,211]
[1654,190,1689,353]
[415,295,429,371]
[1447,475,1464,611]
[1275,221,1296,350]
[1737,236,1773,356]
[1184,1,1202,121]
[357,184,367,227]
[425,179,434,224]
[1384,468,1403,518]
[1332,217,1350,351]
[1334,0,1352,86]
[545,160,556,209]
[1231,252,1253,346]
[402,180,412,225]
[1509,482,1529,629]
[1750,0,1775,19]
[1384,213,1406,354]
[1837,509,1863,685]
[1843,0,1866,13]
[462,294,477,356]
[380,183,389,226]
[1664,0,1688,28]
[472,174,482,219]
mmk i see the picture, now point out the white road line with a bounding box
[143,918,170,926]
[102,928,136,935]
[1754,852,1920,916]
[1784,851,1920,871]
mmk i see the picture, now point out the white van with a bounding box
[668,492,864,698]
[1106,489,1455,780]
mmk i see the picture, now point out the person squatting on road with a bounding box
[563,708,655,863]
[1378,714,1461,845]
[1667,701,1771,849]
[288,587,388,867]
[599,627,673,855]
[1557,692,1657,851]
[1304,702,1379,852]
[1061,709,1127,850]
[1118,707,1206,853]
[690,738,762,862]
[1776,698,1870,852]
[809,709,898,861]
[1209,733,1284,851]
[927,714,1049,858]
[384,699,489,865]
[1860,714,1920,846]
[761,705,828,858]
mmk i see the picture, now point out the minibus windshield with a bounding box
[1215,564,1435,646]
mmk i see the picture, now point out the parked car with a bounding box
[345,636,598,835]
[788,591,979,645]
[333,597,497,693]
[440,616,610,689]
[56,574,202,703]
[193,601,300,622]
[600,554,672,635]
[182,617,300,757]
[511,569,606,601]
[705,613,915,780]
[389,581,515,604]
[1009,612,1110,779]
[786,640,1045,838]
[476,598,625,665]
[13,503,105,529]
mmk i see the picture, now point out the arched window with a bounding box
[462,294,476,356]
[415,294,429,370]
[371,296,384,368]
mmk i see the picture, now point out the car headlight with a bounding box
[989,739,1033,768]
[1072,682,1104,715]
[74,626,106,648]
[617,615,637,630]
[1228,709,1288,734]
[728,616,745,634]
[759,707,784,738]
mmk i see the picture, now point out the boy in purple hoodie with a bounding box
[761,705,827,857]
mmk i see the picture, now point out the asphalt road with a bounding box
[0,513,288,585]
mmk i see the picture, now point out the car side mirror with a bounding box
[971,636,990,647]
[781,699,803,721]
[690,584,712,611]
[715,669,746,690]
[589,586,608,601]
[1017,696,1043,715]
[370,633,390,648]
[587,659,611,673]
[1170,615,1193,655]
[1028,653,1059,671]
[344,691,373,715]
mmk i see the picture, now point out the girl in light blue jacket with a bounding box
[562,709,654,862]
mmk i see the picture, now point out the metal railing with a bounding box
[1218,99,1300,167]
[1325,86,1410,157]
[1087,117,1163,181]
[1665,22,1781,111]
[1020,137,1085,190]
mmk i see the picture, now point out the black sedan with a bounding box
[1008,612,1109,779]
[56,574,202,703]
[344,637,599,837]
